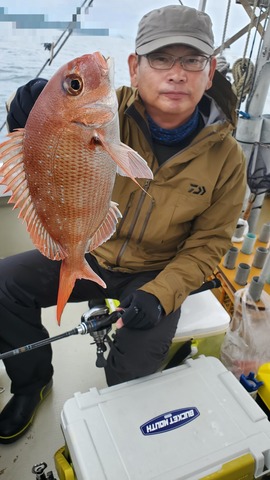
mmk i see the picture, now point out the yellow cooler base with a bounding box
[168,331,227,366]
[54,446,76,480]
[200,454,255,479]
[54,448,256,480]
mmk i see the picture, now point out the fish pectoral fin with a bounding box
[90,133,153,193]
[89,201,122,251]
[116,142,153,179]
[98,138,153,181]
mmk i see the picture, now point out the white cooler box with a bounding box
[169,290,230,361]
[55,356,270,480]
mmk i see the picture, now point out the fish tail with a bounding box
[56,259,107,324]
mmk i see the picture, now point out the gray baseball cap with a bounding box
[136,5,214,56]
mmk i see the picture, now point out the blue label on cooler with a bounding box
[140,407,200,436]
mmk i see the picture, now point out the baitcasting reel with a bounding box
[81,298,121,367]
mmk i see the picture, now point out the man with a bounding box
[0,5,246,444]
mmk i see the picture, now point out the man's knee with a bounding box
[105,321,177,386]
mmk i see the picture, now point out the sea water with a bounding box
[0,26,134,141]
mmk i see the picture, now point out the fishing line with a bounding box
[35,0,95,77]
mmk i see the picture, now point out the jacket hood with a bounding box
[207,70,238,127]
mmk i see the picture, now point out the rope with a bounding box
[220,0,232,55]
[216,0,232,77]
[231,0,258,103]
[231,57,255,101]
[216,55,230,76]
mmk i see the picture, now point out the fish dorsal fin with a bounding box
[89,201,122,251]
[0,131,67,261]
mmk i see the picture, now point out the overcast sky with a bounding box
[0,1,250,45]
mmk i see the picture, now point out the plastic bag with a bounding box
[220,287,270,379]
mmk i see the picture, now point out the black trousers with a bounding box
[0,250,180,394]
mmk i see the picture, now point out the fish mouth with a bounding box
[106,56,115,84]
[90,101,114,110]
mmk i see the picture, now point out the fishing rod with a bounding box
[0,278,221,365]
[0,307,122,368]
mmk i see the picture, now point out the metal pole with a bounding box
[198,0,207,12]
[246,14,270,116]
[235,9,270,233]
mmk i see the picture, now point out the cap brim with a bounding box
[136,35,213,55]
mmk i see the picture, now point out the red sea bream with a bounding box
[0,52,153,323]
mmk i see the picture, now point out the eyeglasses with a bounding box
[144,52,211,72]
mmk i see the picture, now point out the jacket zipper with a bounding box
[137,197,156,244]
[116,191,135,238]
[115,179,151,266]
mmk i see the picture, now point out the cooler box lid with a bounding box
[176,290,230,339]
[61,356,270,480]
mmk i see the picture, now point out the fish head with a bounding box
[28,52,117,130]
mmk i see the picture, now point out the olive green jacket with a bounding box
[94,72,246,314]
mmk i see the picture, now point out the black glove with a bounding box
[120,290,164,330]
[7,78,48,132]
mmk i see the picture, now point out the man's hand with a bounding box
[118,290,164,330]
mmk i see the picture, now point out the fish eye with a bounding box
[63,74,83,95]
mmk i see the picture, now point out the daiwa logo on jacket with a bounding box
[140,407,200,436]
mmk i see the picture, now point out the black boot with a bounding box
[0,379,53,444]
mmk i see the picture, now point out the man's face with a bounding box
[128,45,216,128]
